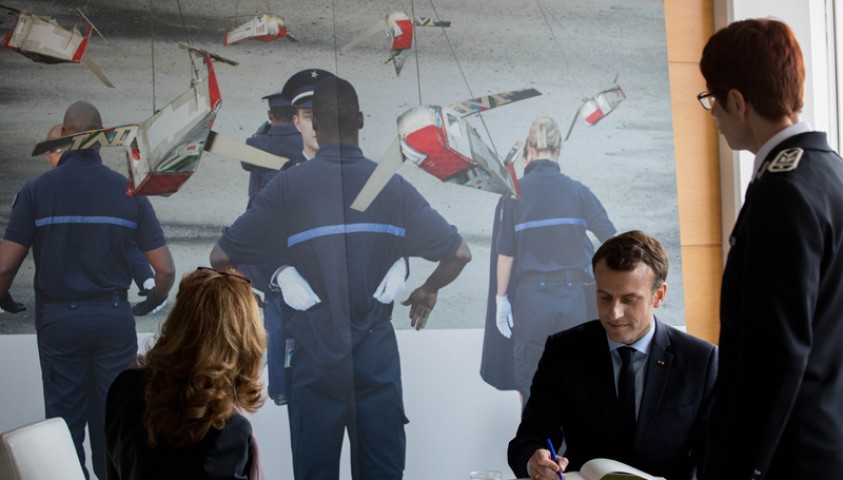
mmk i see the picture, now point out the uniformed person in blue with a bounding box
[493,116,616,404]
[42,123,159,316]
[241,89,305,207]
[0,101,176,480]
[210,77,471,480]
[284,68,335,160]
[239,69,337,407]
[698,19,843,480]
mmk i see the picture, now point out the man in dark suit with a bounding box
[699,19,843,480]
[508,230,717,480]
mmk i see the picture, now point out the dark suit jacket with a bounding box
[705,132,843,480]
[105,368,254,480]
[508,319,717,480]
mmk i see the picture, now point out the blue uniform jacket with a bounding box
[220,143,463,366]
[497,160,615,277]
[3,149,166,301]
[241,122,304,204]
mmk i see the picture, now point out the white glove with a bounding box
[373,258,408,304]
[495,295,514,338]
[276,267,321,311]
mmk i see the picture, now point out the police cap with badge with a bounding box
[281,68,336,108]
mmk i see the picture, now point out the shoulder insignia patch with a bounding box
[767,148,803,173]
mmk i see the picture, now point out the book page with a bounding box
[578,458,665,480]
[565,472,588,480]
[560,473,587,480]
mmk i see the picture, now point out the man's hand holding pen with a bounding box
[527,442,568,480]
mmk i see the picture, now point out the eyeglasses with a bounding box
[196,267,252,285]
[697,91,721,111]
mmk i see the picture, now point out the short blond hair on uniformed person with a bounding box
[524,116,562,159]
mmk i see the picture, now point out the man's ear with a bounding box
[652,282,667,308]
[358,111,364,130]
[312,115,319,131]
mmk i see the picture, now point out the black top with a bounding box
[105,368,253,480]
[706,131,843,480]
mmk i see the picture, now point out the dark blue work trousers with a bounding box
[512,281,587,401]
[37,298,137,480]
[287,320,407,480]
[264,293,288,404]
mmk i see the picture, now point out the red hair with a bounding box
[700,18,804,120]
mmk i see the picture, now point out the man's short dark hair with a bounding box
[700,18,804,120]
[270,105,296,123]
[592,230,669,289]
[312,77,359,135]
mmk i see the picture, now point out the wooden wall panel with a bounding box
[665,0,722,343]
[664,0,715,62]
[681,245,722,344]
[670,63,722,246]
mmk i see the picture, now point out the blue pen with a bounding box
[545,438,564,480]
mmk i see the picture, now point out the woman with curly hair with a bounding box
[105,267,266,479]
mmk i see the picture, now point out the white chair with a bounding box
[0,417,86,480]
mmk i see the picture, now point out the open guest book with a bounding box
[562,458,666,480]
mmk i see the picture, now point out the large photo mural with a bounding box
[0,0,681,339]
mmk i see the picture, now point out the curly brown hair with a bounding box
[141,268,266,447]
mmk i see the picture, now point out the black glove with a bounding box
[0,291,26,314]
[133,289,166,316]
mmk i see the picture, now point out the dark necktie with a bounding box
[617,346,637,453]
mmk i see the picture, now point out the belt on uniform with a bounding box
[41,290,127,304]
[519,269,592,284]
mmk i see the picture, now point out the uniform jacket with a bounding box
[705,131,843,480]
[242,122,304,204]
[508,319,717,480]
[497,159,615,276]
[105,368,254,480]
[2,149,165,301]
[220,143,463,366]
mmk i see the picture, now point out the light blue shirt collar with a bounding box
[607,319,656,355]
[753,122,812,175]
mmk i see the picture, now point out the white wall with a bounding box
[714,0,833,255]
[0,329,522,480]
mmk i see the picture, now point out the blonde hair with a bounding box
[524,116,562,159]
[142,268,266,447]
